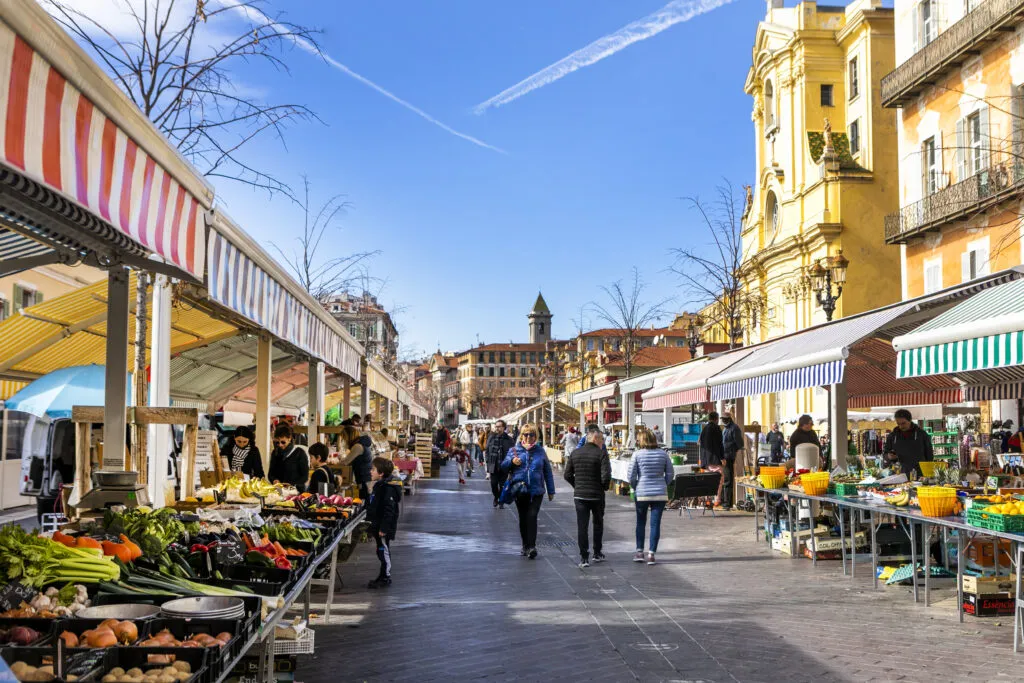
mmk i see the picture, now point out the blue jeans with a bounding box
[635,501,666,552]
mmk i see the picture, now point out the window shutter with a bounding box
[0,298,7,321]
[33,291,43,306]
[912,3,920,51]
[936,128,944,177]
[956,117,966,181]
[978,243,990,276]
[12,285,23,313]
[961,252,972,282]
[979,106,991,170]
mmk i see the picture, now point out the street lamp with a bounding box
[686,315,704,356]
[811,250,849,322]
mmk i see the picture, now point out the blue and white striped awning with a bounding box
[206,217,363,381]
[0,227,53,260]
[711,359,845,401]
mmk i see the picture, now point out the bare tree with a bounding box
[588,268,672,378]
[45,0,323,198]
[273,177,378,301]
[670,181,763,349]
[413,383,442,425]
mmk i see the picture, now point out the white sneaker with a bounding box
[633,550,645,563]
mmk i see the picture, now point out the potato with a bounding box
[171,663,190,674]
[10,662,29,676]
[157,676,175,683]
[127,669,143,678]
[174,674,189,682]
[102,676,118,683]
[162,668,177,676]
[29,670,54,682]
[110,669,125,677]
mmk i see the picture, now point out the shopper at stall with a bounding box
[268,424,309,492]
[564,429,611,568]
[339,425,373,500]
[228,426,264,478]
[883,409,934,477]
[766,423,785,464]
[699,412,725,505]
[720,411,743,510]
[366,456,402,589]
[652,424,663,445]
[628,427,674,566]
[789,415,821,457]
[486,420,515,507]
[307,443,337,496]
[501,424,556,559]
[434,424,451,451]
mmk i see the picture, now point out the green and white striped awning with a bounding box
[893,278,1024,379]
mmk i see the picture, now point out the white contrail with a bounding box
[473,0,734,115]
[214,0,505,154]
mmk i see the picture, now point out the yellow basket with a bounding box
[919,496,958,517]
[759,473,787,489]
[759,466,786,476]
[918,462,948,478]
[800,472,830,496]
[917,486,956,498]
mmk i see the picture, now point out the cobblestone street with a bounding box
[306,466,1023,683]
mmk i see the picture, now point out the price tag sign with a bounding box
[212,535,246,567]
[0,581,38,612]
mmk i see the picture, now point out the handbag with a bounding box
[498,453,530,505]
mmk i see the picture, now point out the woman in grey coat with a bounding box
[627,426,675,566]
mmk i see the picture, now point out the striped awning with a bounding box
[206,226,362,380]
[641,349,754,410]
[571,382,617,407]
[894,278,1024,379]
[0,14,210,278]
[963,383,1024,401]
[0,228,51,260]
[847,389,964,409]
[366,361,399,403]
[0,380,28,400]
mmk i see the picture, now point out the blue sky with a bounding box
[211,0,765,356]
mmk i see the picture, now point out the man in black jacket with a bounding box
[884,408,934,477]
[699,412,725,506]
[565,430,612,568]
[485,420,516,508]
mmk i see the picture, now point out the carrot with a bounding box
[242,535,253,551]
[273,542,287,557]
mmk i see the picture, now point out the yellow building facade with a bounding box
[740,0,901,426]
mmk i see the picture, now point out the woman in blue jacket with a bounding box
[501,423,556,559]
[628,426,675,566]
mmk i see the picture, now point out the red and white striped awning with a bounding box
[642,349,754,411]
[0,16,209,278]
[847,389,964,409]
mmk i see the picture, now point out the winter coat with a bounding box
[564,442,611,500]
[351,435,373,485]
[501,442,556,497]
[307,465,336,496]
[766,430,785,460]
[230,445,264,479]
[434,428,449,450]
[722,422,744,461]
[366,474,402,538]
[699,422,724,467]
[884,425,934,477]
[477,430,490,451]
[789,428,821,456]
[627,448,675,502]
[485,432,516,474]
[268,444,309,492]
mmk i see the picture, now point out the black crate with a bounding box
[100,646,208,683]
[2,646,106,682]
[142,619,243,682]
[0,617,58,647]
[90,594,263,628]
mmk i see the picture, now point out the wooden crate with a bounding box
[415,433,433,478]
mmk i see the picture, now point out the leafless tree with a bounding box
[670,181,762,349]
[413,382,442,425]
[44,0,323,198]
[273,177,378,301]
[588,268,672,378]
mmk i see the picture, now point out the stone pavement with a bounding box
[303,464,1024,683]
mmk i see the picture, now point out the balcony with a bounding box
[881,0,1024,107]
[884,163,1024,243]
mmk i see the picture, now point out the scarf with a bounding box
[231,444,251,471]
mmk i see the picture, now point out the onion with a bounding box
[113,621,138,644]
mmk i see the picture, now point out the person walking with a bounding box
[652,424,663,445]
[501,424,556,559]
[628,427,674,566]
[228,426,264,478]
[560,427,579,454]
[720,411,744,511]
[477,425,490,468]
[884,408,934,477]
[564,429,611,568]
[460,425,476,476]
[765,423,785,464]
[485,420,515,508]
[699,412,725,506]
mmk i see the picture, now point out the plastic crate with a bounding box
[1,646,107,682]
[967,507,1024,532]
[100,646,207,683]
[829,483,861,496]
[0,617,58,647]
[54,617,150,647]
[142,619,241,682]
[271,629,314,655]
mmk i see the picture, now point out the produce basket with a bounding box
[829,482,861,496]
[800,472,830,496]
[917,486,958,518]
[140,619,242,682]
[54,618,149,648]
[918,461,948,478]
[2,646,107,682]
[99,646,207,683]
[271,629,314,655]
[0,618,59,647]
[759,466,786,476]
[758,473,787,489]
[967,506,1024,532]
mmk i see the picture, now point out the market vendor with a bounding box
[228,426,264,478]
[883,408,933,478]
[787,415,821,468]
[339,425,374,500]
[268,424,309,491]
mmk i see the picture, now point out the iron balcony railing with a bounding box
[884,163,1024,242]
[881,0,1024,107]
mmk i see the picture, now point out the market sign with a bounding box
[0,22,207,278]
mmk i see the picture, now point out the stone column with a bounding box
[103,268,130,469]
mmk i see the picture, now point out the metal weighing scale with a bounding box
[77,470,151,511]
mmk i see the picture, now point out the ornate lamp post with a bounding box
[810,250,849,322]
[686,315,704,356]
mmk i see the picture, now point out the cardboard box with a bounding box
[199,470,232,488]
[963,593,1015,617]
[962,575,1015,596]
[810,532,868,552]
[228,655,296,683]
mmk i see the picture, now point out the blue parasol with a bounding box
[5,364,130,419]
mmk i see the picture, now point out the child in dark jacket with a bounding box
[366,456,402,588]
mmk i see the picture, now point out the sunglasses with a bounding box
[522,433,538,440]
[274,439,290,445]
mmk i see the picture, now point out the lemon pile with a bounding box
[983,500,1024,515]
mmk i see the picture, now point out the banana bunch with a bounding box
[886,490,911,507]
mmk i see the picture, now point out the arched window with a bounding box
[765,192,779,240]
[764,80,775,131]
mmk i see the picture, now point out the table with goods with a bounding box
[0,476,366,683]
[737,461,1024,651]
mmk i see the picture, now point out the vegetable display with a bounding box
[0,527,119,587]
[100,662,194,683]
